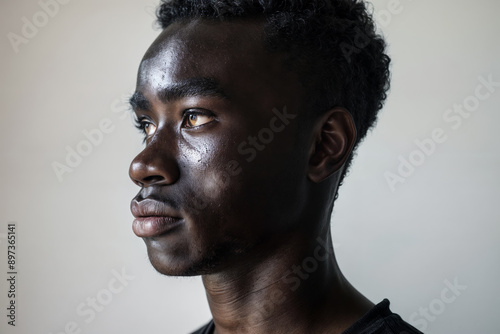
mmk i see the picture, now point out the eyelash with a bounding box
[134,116,151,143]
[133,110,215,142]
[134,116,147,130]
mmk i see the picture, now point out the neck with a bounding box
[202,223,373,334]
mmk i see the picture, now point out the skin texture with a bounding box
[129,19,373,334]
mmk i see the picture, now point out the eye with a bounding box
[183,111,215,128]
[143,122,157,137]
[134,117,157,140]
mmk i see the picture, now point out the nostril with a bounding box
[143,175,165,185]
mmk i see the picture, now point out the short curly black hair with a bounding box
[156,0,391,196]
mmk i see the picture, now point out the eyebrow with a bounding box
[129,77,229,111]
[129,91,151,111]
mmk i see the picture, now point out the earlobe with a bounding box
[308,107,357,183]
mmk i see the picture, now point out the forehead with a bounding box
[136,19,303,109]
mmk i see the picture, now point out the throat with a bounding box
[201,232,372,334]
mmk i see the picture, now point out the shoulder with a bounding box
[342,299,424,334]
[189,300,421,334]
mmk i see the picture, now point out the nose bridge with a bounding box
[129,126,180,187]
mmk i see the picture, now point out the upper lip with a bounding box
[131,198,182,219]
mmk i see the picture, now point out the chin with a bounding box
[145,237,246,277]
[146,244,221,277]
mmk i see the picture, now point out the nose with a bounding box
[129,139,180,187]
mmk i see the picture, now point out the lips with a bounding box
[131,198,184,238]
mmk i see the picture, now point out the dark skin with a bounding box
[129,19,373,334]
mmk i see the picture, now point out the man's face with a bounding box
[129,19,310,276]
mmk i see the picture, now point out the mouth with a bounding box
[132,216,183,238]
[131,199,184,238]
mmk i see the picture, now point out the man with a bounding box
[128,0,422,333]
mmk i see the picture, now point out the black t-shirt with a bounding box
[190,299,423,334]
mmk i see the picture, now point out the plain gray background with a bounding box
[1,0,499,333]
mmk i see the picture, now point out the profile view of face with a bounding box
[122,2,427,333]
[128,20,309,277]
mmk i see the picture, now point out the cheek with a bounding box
[202,171,235,200]
[177,134,243,211]
[179,126,246,185]
[235,131,307,225]
[178,140,206,168]
[177,122,305,235]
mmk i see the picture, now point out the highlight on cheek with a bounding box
[203,171,229,200]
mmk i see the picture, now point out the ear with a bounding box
[308,107,357,183]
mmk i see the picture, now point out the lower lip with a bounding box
[132,217,183,238]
